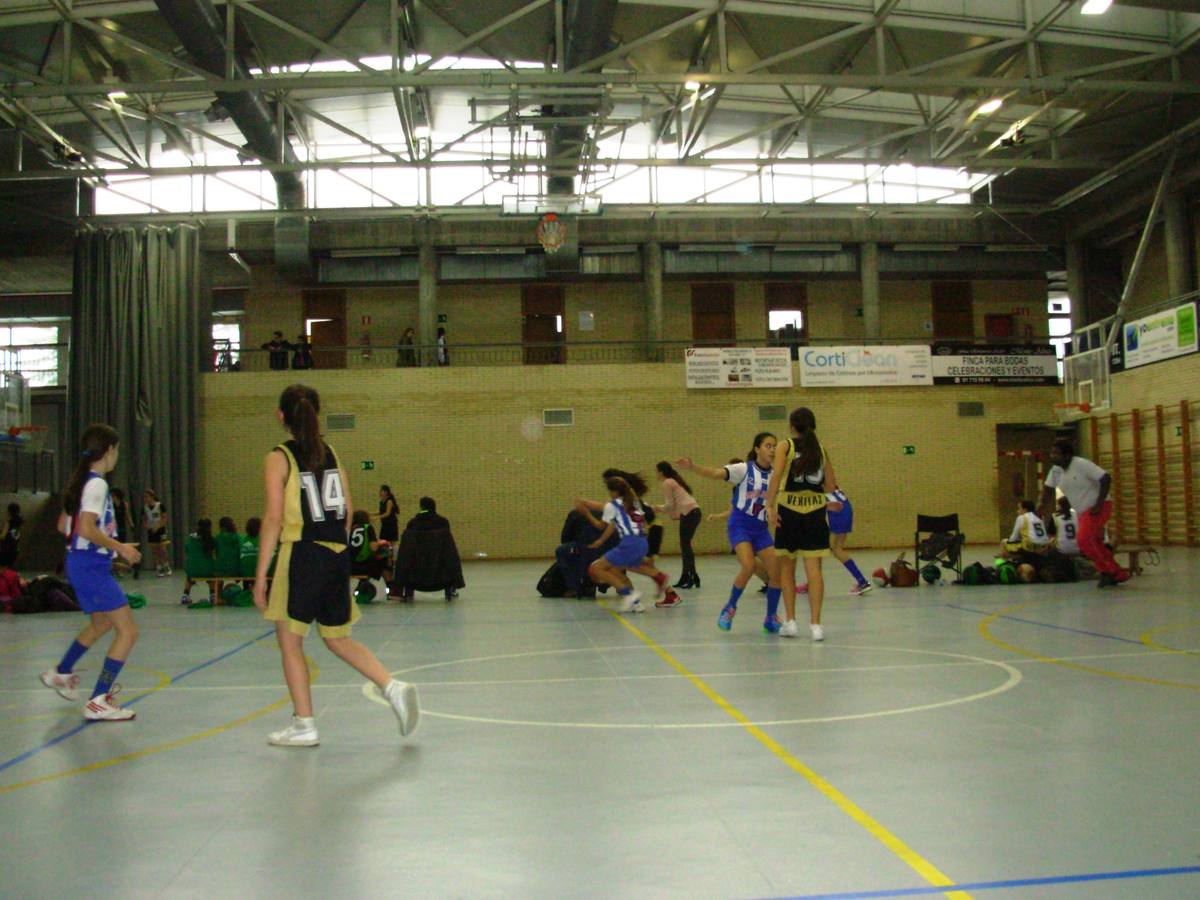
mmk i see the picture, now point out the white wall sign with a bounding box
[799,346,932,387]
[1123,302,1197,369]
[685,347,794,389]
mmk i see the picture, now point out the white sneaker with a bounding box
[779,619,799,638]
[811,624,825,642]
[164,566,172,576]
[384,680,420,737]
[83,686,135,721]
[268,715,319,746]
[41,669,80,701]
[619,591,643,613]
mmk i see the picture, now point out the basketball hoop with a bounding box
[7,424,48,451]
[536,213,567,255]
[1053,402,1091,425]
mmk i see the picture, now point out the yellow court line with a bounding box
[1139,622,1200,657]
[978,601,1200,692]
[605,610,971,900]
[0,658,318,796]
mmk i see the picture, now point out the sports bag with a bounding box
[537,562,567,598]
[890,552,919,587]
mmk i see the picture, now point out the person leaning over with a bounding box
[1038,438,1130,587]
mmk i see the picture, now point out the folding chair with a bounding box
[915,513,965,582]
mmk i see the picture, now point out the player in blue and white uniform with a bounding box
[677,432,783,633]
[577,477,671,613]
[40,424,144,721]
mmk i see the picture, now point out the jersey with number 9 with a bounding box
[279,440,348,546]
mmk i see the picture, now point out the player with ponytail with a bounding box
[575,476,667,614]
[41,424,144,720]
[254,384,419,746]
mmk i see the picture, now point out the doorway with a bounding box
[995,424,1058,540]
[932,281,974,339]
[522,285,565,365]
[301,289,347,369]
[691,283,735,344]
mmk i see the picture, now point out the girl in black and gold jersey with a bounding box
[253,384,419,747]
[765,407,840,641]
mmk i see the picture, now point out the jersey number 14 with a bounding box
[300,471,347,521]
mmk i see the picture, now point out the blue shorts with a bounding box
[727,510,773,554]
[66,551,128,614]
[828,497,854,535]
[605,535,649,569]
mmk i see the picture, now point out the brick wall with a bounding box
[199,366,1059,558]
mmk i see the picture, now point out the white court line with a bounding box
[355,643,1025,729]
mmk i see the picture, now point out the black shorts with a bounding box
[774,506,830,558]
[147,527,166,544]
[266,541,359,638]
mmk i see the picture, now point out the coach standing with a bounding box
[1039,438,1130,587]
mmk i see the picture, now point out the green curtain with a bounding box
[69,225,202,565]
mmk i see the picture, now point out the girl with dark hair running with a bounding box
[254,384,419,747]
[766,408,839,640]
[41,424,143,720]
[677,432,782,633]
[575,477,664,614]
[590,468,680,607]
[653,461,702,588]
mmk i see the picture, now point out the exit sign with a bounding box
[902,445,916,456]
[361,460,375,471]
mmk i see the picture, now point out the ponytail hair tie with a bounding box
[80,450,92,458]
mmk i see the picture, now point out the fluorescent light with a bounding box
[684,80,701,91]
[1081,0,1112,14]
[413,125,431,139]
[976,98,1003,115]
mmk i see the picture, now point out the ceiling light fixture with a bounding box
[976,98,1003,115]
[1080,0,1112,14]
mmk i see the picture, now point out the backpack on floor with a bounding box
[1038,549,1079,583]
[537,562,567,598]
[961,562,988,586]
[889,552,919,588]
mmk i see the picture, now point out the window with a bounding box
[768,310,804,332]
[212,320,241,371]
[0,324,61,387]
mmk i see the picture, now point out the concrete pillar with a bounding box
[643,240,663,361]
[418,238,437,367]
[1065,240,1088,334]
[860,241,880,340]
[1164,191,1195,300]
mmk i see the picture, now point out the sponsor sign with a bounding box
[684,347,794,389]
[798,346,931,387]
[1123,302,1198,369]
[931,343,1059,385]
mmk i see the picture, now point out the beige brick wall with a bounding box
[199,366,1059,558]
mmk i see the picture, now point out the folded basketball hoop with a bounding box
[536,213,566,254]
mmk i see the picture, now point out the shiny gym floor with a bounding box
[2,549,1199,899]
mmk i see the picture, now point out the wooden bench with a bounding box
[1114,545,1156,575]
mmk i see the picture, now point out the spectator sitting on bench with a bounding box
[395,497,464,601]
[1001,500,1051,567]
[181,518,216,606]
[350,509,391,600]
[214,517,242,580]
[241,517,261,582]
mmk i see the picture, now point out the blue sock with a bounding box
[91,657,125,700]
[843,559,866,584]
[765,587,781,620]
[57,640,90,675]
[617,587,631,596]
[727,585,745,609]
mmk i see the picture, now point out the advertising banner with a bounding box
[684,347,794,389]
[798,346,931,387]
[1123,302,1198,369]
[931,343,1059,385]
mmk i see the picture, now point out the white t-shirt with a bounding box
[71,474,117,558]
[602,498,645,539]
[1008,511,1050,547]
[1053,512,1079,555]
[1044,456,1107,513]
[723,461,771,521]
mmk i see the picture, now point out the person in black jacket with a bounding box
[395,498,463,600]
[555,508,617,598]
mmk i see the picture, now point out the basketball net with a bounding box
[536,213,566,254]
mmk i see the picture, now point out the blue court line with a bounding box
[946,604,1145,645]
[0,628,274,777]
[775,864,1200,898]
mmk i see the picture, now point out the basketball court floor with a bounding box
[2,549,1199,899]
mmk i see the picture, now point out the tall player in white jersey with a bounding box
[677,432,783,634]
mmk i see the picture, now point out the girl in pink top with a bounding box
[654,461,702,589]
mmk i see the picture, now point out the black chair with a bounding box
[915,514,965,582]
[393,527,465,602]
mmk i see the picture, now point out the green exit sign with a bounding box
[902,445,916,456]
[361,460,375,471]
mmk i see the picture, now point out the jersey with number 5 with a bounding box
[277,440,348,546]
